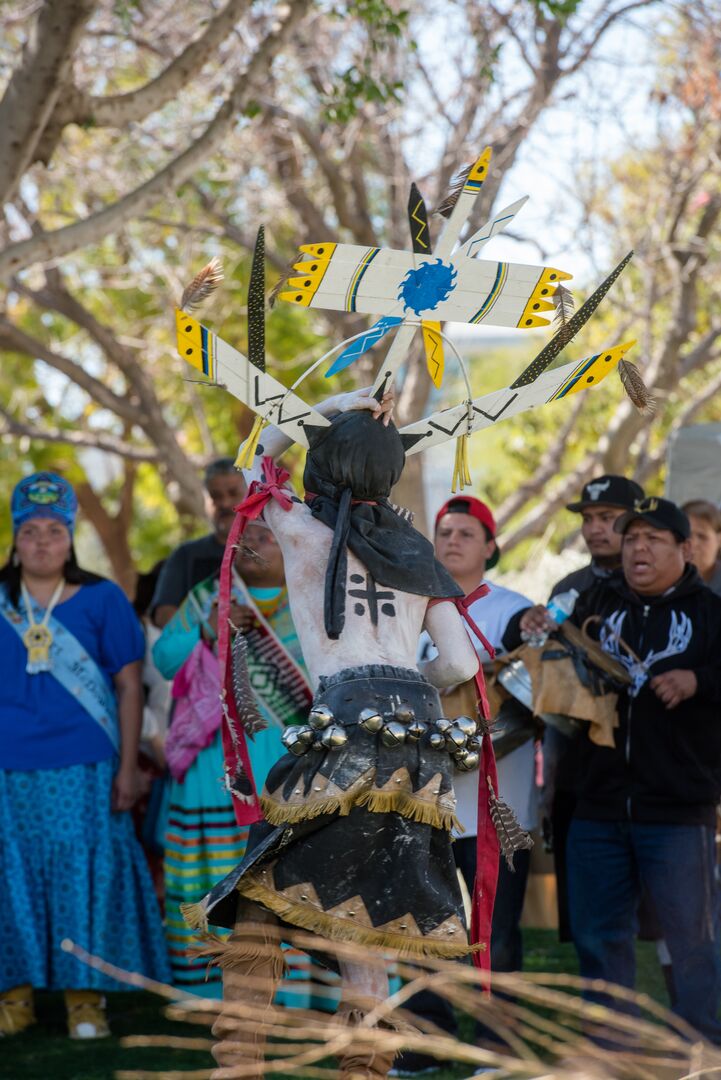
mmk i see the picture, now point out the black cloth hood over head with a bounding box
[302,411,462,639]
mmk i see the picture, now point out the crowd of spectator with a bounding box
[2,461,721,1074]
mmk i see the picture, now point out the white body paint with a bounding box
[261,495,479,690]
[240,403,479,693]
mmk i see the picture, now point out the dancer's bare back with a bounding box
[262,496,478,689]
[240,386,478,691]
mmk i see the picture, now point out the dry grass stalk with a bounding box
[63,936,719,1080]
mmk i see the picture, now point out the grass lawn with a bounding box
[2,931,668,1080]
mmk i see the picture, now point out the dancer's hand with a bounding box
[337,386,395,426]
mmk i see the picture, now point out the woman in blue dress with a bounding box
[0,472,170,1039]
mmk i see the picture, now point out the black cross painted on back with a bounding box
[348,573,396,624]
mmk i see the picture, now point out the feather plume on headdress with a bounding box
[553,283,575,328]
[267,262,296,309]
[433,163,472,219]
[618,358,655,414]
[180,257,224,312]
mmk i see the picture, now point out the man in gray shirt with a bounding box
[151,458,246,628]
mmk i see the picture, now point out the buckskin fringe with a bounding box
[190,933,286,979]
[236,877,483,960]
[355,787,460,833]
[180,901,209,932]
[260,790,358,826]
[260,787,460,833]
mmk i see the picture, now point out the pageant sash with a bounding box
[0,584,119,753]
[230,570,312,730]
[181,570,312,731]
[217,459,296,825]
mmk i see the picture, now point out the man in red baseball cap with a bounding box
[393,495,535,1077]
[432,497,534,940]
[434,495,501,578]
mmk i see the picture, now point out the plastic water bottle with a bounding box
[522,587,579,648]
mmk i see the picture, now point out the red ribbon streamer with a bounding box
[217,458,293,826]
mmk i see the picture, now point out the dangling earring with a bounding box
[12,551,19,567]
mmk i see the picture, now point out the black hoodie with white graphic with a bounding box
[570,565,721,826]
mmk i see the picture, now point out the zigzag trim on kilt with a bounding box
[235,875,480,959]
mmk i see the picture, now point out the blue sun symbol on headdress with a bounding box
[397,258,458,316]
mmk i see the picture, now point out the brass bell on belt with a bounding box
[282,726,313,756]
[309,704,334,730]
[320,724,349,750]
[406,719,427,742]
[454,715,477,738]
[380,721,407,748]
[428,732,446,750]
[358,707,384,734]
[435,718,452,735]
[446,728,467,751]
[394,705,415,725]
[455,749,480,771]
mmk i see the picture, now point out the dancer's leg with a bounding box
[209,898,284,1080]
[339,958,390,1007]
[338,959,394,1080]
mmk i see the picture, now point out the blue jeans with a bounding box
[567,818,721,1043]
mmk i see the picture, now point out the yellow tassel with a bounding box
[234,415,267,470]
[451,434,472,492]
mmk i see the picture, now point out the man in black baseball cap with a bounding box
[566,474,645,513]
[532,494,721,1042]
[613,494,690,544]
[552,474,645,599]
[524,475,644,948]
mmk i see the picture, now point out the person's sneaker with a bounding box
[65,990,110,1039]
[389,1050,441,1076]
[0,984,35,1036]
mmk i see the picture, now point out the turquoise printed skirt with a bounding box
[164,730,249,997]
[0,758,171,992]
[166,726,340,1008]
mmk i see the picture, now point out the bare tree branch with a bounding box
[565,0,663,76]
[24,272,211,519]
[0,0,312,280]
[75,472,137,595]
[262,103,373,241]
[495,396,587,528]
[0,0,96,205]
[637,362,721,484]
[33,0,255,165]
[0,317,138,422]
[499,449,603,553]
[0,406,160,462]
[81,0,252,129]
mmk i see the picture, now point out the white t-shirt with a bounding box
[419,579,538,835]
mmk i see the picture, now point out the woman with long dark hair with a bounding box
[0,472,170,1039]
